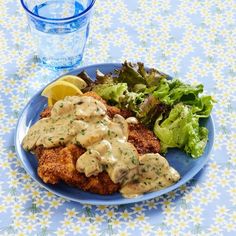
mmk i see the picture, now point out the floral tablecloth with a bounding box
[0,0,236,235]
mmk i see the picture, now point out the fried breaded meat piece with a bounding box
[128,123,161,154]
[35,144,120,195]
[35,92,161,195]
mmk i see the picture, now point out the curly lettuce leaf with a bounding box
[134,95,169,127]
[115,61,147,86]
[121,91,145,113]
[191,95,215,118]
[184,125,208,158]
[95,70,114,84]
[92,83,128,103]
[136,62,168,87]
[154,103,208,158]
[115,61,167,88]
[153,79,204,106]
[90,62,214,158]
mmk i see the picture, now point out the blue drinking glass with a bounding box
[21,0,96,70]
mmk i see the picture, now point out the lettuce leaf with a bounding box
[115,61,147,86]
[115,61,167,88]
[90,61,214,158]
[154,103,208,158]
[122,91,145,113]
[92,83,128,103]
[153,79,204,106]
[95,70,114,84]
[135,95,170,127]
[191,95,214,118]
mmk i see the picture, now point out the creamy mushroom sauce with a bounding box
[22,96,180,198]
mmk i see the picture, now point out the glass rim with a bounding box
[20,0,96,22]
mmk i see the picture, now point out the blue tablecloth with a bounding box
[0,0,236,235]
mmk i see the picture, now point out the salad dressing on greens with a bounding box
[22,96,180,197]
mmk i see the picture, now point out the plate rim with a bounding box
[14,63,215,205]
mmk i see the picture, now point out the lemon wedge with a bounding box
[47,98,57,107]
[57,75,87,90]
[42,81,83,106]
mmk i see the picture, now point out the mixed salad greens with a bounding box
[79,61,214,158]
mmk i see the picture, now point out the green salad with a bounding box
[80,61,214,158]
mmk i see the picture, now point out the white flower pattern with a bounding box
[0,0,236,235]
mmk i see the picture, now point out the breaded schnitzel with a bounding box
[35,144,120,194]
[34,92,161,195]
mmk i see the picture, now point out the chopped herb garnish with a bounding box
[75,140,81,146]
[131,156,138,165]
[119,148,123,154]
[80,129,86,135]
[101,120,108,125]
[141,168,146,172]
[107,150,112,155]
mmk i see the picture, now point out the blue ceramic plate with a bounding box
[15,63,214,205]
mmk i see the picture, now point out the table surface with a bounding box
[1,0,236,235]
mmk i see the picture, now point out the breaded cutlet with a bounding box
[35,92,161,195]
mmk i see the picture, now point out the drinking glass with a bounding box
[21,0,96,70]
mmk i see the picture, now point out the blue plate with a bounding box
[14,63,214,205]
